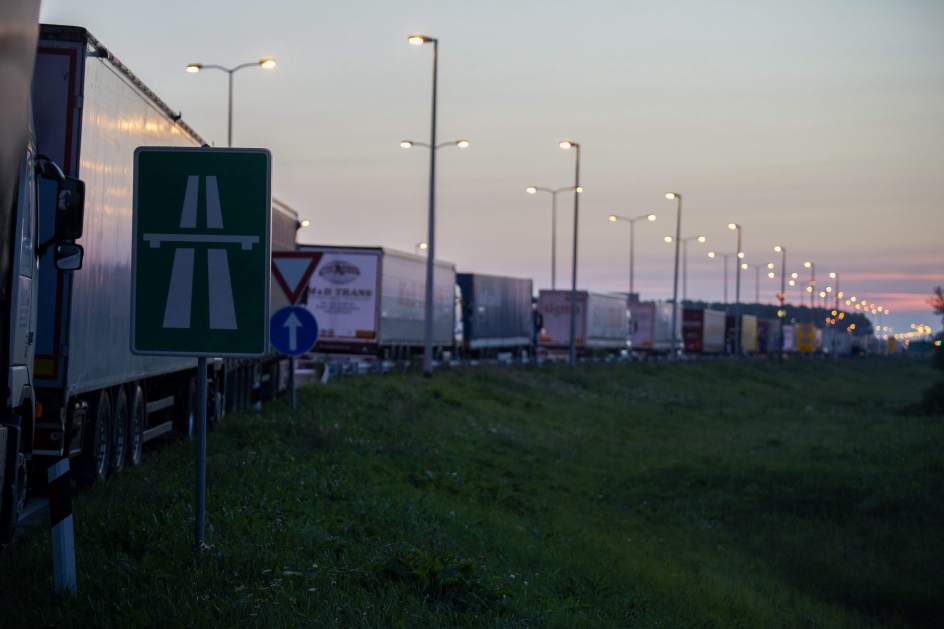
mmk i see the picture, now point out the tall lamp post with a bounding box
[665,192,682,356]
[560,140,581,367]
[528,185,577,289]
[405,33,470,375]
[740,262,761,303]
[773,245,787,360]
[803,260,816,309]
[185,57,277,147]
[664,234,706,302]
[706,251,736,303]
[727,223,744,353]
[608,212,656,298]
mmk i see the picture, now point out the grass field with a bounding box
[1,357,942,627]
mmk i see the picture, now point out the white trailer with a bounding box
[297,245,456,357]
[537,290,628,351]
[628,301,680,353]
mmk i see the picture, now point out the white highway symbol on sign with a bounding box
[144,175,260,330]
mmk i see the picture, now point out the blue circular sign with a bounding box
[270,306,319,357]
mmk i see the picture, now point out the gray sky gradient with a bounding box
[40,0,944,333]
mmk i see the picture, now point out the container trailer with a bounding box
[297,245,456,357]
[628,301,679,353]
[724,314,759,354]
[682,307,725,354]
[26,25,298,489]
[456,273,533,354]
[537,290,628,351]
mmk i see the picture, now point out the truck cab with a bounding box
[1,116,84,545]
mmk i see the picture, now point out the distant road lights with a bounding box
[768,271,776,279]
[829,272,837,279]
[789,279,796,286]
[791,272,799,279]
[707,251,717,258]
[184,55,279,147]
[456,139,470,148]
[299,219,311,228]
[664,235,673,243]
[767,262,775,270]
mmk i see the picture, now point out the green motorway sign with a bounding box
[131,147,271,357]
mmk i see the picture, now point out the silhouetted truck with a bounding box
[537,290,628,352]
[456,273,533,355]
[682,308,725,354]
[298,245,457,358]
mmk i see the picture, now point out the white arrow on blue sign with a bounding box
[270,306,319,357]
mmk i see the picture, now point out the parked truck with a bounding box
[1,25,302,536]
[456,273,532,355]
[725,314,758,354]
[628,301,679,353]
[682,308,725,354]
[537,290,628,352]
[297,245,456,358]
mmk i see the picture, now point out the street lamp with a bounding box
[609,212,656,299]
[665,234,706,302]
[561,140,581,367]
[415,241,428,254]
[706,251,736,304]
[405,34,469,376]
[740,262,761,303]
[529,185,577,289]
[184,57,277,147]
[803,260,816,308]
[665,192,682,356]
[728,223,743,353]
[773,244,787,360]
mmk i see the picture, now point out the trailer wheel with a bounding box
[109,388,129,475]
[127,385,145,467]
[78,390,112,485]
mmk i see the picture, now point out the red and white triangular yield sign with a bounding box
[272,252,322,304]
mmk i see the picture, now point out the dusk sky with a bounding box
[40,0,944,334]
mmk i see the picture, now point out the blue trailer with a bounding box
[456,273,533,355]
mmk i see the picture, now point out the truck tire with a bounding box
[174,377,196,440]
[0,425,27,546]
[77,390,112,485]
[127,385,145,467]
[109,387,129,475]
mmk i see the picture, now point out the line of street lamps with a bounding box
[186,37,889,368]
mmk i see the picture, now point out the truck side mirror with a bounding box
[54,243,84,271]
[55,177,85,241]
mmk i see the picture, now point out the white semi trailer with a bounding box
[297,245,457,358]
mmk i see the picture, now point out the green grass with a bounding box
[2,357,942,628]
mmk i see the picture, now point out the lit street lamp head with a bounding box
[774,245,783,253]
[526,186,538,194]
[665,192,679,200]
[259,57,277,70]
[768,272,776,279]
[559,140,577,150]
[737,252,745,259]
[664,236,673,243]
[728,223,738,231]
[741,263,749,270]
[804,260,813,268]
[697,235,707,243]
[829,272,837,279]
[575,186,584,193]
[608,215,618,222]
[767,262,775,269]
[408,34,435,45]
[400,140,415,149]
[647,214,656,222]
[455,139,470,148]
[185,63,202,73]
[707,251,716,258]
[299,219,311,228]
[791,272,799,279]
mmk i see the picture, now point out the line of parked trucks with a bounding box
[0,22,874,547]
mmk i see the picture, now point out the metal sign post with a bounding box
[270,305,319,410]
[271,252,322,410]
[131,146,271,550]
